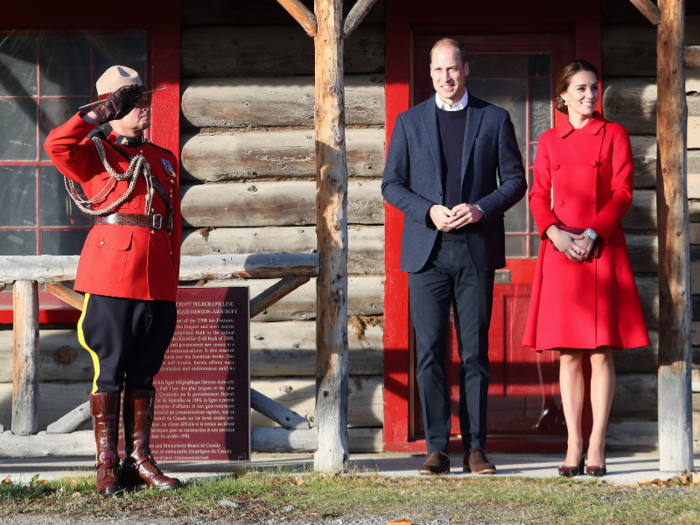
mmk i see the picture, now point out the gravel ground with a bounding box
[0,518,524,525]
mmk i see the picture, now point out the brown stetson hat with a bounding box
[95,65,143,99]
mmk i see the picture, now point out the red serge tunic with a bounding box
[522,112,650,351]
[44,113,181,302]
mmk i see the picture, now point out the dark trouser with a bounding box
[78,294,177,394]
[408,239,495,453]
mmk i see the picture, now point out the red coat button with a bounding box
[558,200,564,207]
[589,160,599,167]
[553,164,560,171]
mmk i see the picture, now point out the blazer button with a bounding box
[438,191,443,196]
[553,164,560,171]
[589,160,599,167]
[100,241,105,245]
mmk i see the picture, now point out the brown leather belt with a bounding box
[95,213,173,231]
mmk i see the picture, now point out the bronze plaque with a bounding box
[148,287,250,461]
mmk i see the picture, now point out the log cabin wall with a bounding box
[177,0,386,452]
[601,0,700,452]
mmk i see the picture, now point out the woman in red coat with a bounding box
[523,60,650,476]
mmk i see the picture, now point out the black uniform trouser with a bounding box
[408,239,495,453]
[78,293,177,394]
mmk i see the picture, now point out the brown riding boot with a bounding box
[122,389,181,490]
[90,392,122,495]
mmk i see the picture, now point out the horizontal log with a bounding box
[181,226,384,275]
[685,45,700,69]
[0,254,319,283]
[612,330,658,374]
[610,373,657,420]
[180,128,385,182]
[45,283,84,311]
[46,400,90,434]
[606,421,658,451]
[249,375,383,428]
[0,382,92,432]
[180,0,385,27]
[603,77,700,135]
[180,180,384,228]
[195,275,384,322]
[636,275,659,330]
[0,330,92,383]
[626,234,658,273]
[181,75,385,128]
[623,190,656,231]
[181,25,384,77]
[250,389,310,430]
[251,427,382,453]
[630,135,656,189]
[602,26,657,76]
[0,427,383,456]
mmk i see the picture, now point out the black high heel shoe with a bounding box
[558,451,586,477]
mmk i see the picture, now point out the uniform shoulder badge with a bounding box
[160,158,176,178]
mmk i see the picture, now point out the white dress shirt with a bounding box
[435,90,469,111]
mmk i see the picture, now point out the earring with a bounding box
[563,100,568,106]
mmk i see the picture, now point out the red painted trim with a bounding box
[384,436,567,454]
[383,21,413,446]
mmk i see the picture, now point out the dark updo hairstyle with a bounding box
[554,60,599,115]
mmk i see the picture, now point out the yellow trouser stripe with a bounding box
[77,293,101,394]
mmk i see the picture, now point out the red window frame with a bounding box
[0,2,180,324]
[383,0,602,452]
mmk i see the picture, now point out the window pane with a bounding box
[504,193,527,233]
[464,79,527,119]
[530,235,541,257]
[529,78,552,141]
[0,165,36,226]
[529,144,537,168]
[41,229,88,255]
[528,54,551,77]
[505,235,527,258]
[463,54,527,78]
[40,99,91,160]
[0,229,36,255]
[39,166,91,227]
[0,35,38,96]
[94,35,147,86]
[40,36,91,96]
[0,99,38,160]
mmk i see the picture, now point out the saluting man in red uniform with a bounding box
[45,66,182,495]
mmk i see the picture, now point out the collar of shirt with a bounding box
[435,90,469,111]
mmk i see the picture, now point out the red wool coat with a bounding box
[522,112,650,351]
[44,113,181,302]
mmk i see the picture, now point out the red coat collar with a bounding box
[556,111,607,138]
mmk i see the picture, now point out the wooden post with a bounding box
[656,0,694,472]
[629,0,661,25]
[12,281,40,436]
[276,0,318,37]
[314,0,349,473]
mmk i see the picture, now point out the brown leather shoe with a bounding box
[90,392,122,495]
[418,451,450,475]
[122,389,181,490]
[465,448,497,474]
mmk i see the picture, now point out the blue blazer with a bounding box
[381,95,527,273]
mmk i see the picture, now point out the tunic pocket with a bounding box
[80,228,133,283]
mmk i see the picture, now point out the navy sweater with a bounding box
[436,106,468,241]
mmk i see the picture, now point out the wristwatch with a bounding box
[585,228,598,241]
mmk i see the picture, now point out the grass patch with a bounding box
[1,470,699,524]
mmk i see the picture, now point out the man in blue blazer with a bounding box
[382,38,527,475]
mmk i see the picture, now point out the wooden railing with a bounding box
[2,253,327,454]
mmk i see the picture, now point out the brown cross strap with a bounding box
[95,213,173,231]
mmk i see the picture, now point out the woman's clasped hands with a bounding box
[546,224,594,262]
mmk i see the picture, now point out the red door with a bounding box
[404,32,574,451]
